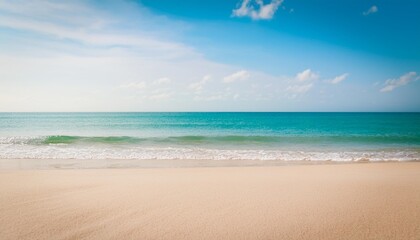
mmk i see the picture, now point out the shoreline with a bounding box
[1,162,419,239]
[0,158,418,170]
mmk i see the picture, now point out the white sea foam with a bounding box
[0,136,43,145]
[0,143,418,162]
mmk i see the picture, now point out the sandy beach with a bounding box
[1,162,419,240]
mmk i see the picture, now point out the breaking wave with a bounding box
[0,135,419,162]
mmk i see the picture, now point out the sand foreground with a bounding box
[0,162,419,240]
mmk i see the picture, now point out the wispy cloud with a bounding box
[328,73,349,84]
[223,70,250,83]
[363,5,378,16]
[296,69,319,82]
[232,0,283,20]
[380,72,418,92]
[0,0,193,58]
[189,75,212,94]
[284,69,320,97]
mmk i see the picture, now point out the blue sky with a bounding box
[0,0,419,111]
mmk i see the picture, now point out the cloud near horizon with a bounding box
[284,69,320,97]
[380,72,418,92]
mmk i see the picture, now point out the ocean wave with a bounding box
[1,135,420,146]
[1,135,419,162]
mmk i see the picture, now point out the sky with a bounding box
[0,0,419,112]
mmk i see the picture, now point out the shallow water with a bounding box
[0,112,419,162]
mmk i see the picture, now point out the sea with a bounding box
[0,112,419,164]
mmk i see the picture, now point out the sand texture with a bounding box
[1,162,419,240]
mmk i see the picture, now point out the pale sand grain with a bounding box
[0,162,419,240]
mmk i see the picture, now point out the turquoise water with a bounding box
[0,112,419,161]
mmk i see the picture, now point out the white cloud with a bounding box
[189,75,212,93]
[329,73,349,84]
[380,72,418,92]
[284,69,320,97]
[232,0,283,20]
[363,5,378,16]
[223,70,250,83]
[0,0,194,59]
[296,69,319,82]
[153,77,171,85]
[0,16,190,58]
